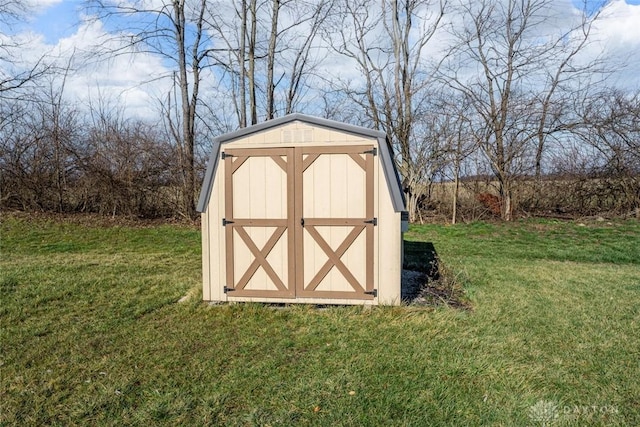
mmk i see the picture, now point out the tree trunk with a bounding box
[248,0,258,125]
[266,0,279,120]
[239,0,247,128]
[499,179,513,221]
[174,0,195,218]
[452,156,460,225]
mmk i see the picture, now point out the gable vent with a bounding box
[282,128,313,143]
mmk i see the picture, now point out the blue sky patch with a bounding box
[31,1,81,44]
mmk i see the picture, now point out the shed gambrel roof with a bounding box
[196,113,406,213]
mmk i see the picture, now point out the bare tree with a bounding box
[207,0,332,127]
[85,0,334,218]
[0,99,37,209]
[328,0,447,221]
[433,92,476,224]
[40,68,76,213]
[88,0,213,218]
[265,0,280,120]
[440,0,609,220]
[531,1,610,186]
[79,99,180,217]
[0,81,78,212]
[0,0,50,97]
[573,88,640,215]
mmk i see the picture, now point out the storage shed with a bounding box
[197,114,407,305]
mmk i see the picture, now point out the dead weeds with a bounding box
[402,268,471,310]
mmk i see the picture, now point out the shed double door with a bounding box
[223,145,376,300]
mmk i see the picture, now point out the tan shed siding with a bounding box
[312,125,372,144]
[205,157,226,302]
[228,141,372,150]
[376,153,402,305]
[201,208,210,301]
[313,126,347,143]
[246,133,265,144]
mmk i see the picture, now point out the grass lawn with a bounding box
[1,214,638,426]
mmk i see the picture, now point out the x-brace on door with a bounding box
[223,145,376,300]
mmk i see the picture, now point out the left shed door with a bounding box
[223,147,296,298]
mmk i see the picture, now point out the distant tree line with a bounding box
[1,0,638,221]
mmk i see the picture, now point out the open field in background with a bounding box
[1,213,639,425]
[427,177,640,222]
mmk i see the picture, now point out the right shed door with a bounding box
[295,145,376,300]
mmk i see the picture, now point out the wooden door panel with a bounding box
[232,156,288,219]
[225,144,375,301]
[302,225,367,293]
[224,148,295,298]
[296,145,375,300]
[301,153,367,219]
[233,226,288,292]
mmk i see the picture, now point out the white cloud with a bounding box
[12,16,173,120]
[584,0,640,87]
[28,0,64,13]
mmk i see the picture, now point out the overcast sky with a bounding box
[9,0,640,120]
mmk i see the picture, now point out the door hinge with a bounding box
[223,286,235,293]
[222,218,234,226]
[362,147,377,156]
[364,289,378,297]
[364,218,377,226]
[300,218,305,227]
[221,152,233,159]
